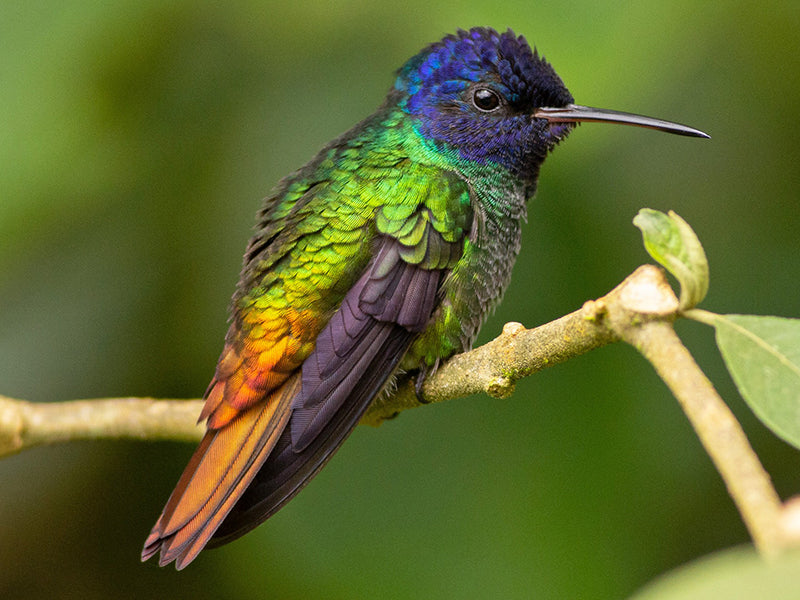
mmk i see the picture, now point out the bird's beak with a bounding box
[534,104,709,138]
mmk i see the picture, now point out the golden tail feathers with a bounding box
[141,373,299,569]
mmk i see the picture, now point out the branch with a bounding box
[363,262,681,425]
[0,266,642,457]
[623,321,786,555]
[613,304,787,556]
[0,264,793,557]
[0,397,204,457]
[0,265,683,451]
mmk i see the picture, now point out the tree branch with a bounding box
[0,264,794,557]
[0,265,634,457]
[0,265,693,450]
[621,320,786,556]
[0,396,204,457]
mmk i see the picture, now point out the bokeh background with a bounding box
[2,1,798,598]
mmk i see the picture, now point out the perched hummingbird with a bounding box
[142,27,707,569]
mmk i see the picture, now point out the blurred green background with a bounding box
[2,1,799,598]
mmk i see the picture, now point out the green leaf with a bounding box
[633,209,709,310]
[690,311,800,450]
[630,546,800,600]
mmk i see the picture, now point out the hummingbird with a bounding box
[142,27,708,569]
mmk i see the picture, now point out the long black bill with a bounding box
[534,104,709,138]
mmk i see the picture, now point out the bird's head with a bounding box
[394,28,572,180]
[394,27,707,181]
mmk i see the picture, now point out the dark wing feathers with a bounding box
[145,225,459,564]
[360,238,441,329]
[292,237,443,449]
[210,325,412,546]
[208,236,446,545]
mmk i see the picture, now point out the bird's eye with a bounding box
[472,88,501,112]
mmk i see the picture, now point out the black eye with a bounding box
[472,87,501,112]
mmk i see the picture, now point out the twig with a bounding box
[0,264,793,557]
[621,321,785,556]
[0,267,638,456]
[0,397,204,457]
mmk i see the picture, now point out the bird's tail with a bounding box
[141,373,300,569]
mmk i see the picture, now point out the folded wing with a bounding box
[142,235,449,568]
